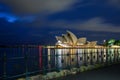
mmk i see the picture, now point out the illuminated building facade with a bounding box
[55,30,97,47]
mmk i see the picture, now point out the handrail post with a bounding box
[3,52,7,80]
[24,46,30,80]
[42,48,47,75]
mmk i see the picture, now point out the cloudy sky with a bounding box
[0,0,120,45]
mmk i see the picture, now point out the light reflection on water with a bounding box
[49,48,120,69]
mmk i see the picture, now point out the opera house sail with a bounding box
[55,30,97,47]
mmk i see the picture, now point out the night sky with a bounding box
[0,0,120,45]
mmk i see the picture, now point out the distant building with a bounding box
[55,30,97,47]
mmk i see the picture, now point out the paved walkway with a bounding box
[51,63,120,80]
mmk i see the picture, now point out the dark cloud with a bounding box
[49,17,120,33]
[108,0,120,8]
[1,0,120,15]
[1,0,78,14]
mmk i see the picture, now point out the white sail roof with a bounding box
[66,30,78,45]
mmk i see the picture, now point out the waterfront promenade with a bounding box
[51,63,120,80]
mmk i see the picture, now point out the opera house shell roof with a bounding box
[55,30,97,47]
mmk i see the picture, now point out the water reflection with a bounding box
[49,48,120,69]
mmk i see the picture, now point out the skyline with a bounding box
[0,0,120,45]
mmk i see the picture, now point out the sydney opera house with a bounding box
[54,31,120,69]
[55,30,97,47]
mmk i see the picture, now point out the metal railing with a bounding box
[0,45,120,80]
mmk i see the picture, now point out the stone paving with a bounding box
[51,63,120,80]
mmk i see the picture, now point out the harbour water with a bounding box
[0,46,120,79]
